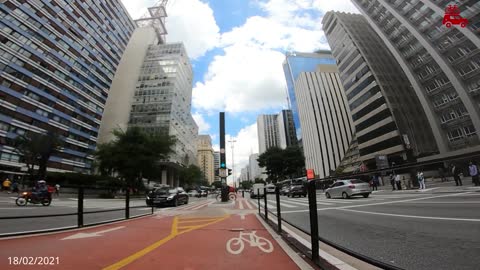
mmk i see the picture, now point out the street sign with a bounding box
[219,168,227,178]
[306,169,315,180]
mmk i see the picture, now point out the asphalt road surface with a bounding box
[249,186,480,270]
[0,194,208,235]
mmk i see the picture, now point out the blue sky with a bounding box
[120,0,359,179]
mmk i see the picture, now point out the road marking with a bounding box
[339,208,480,222]
[226,230,273,255]
[244,200,253,209]
[238,200,244,210]
[399,201,480,204]
[280,200,309,206]
[281,192,475,214]
[288,198,333,206]
[267,199,297,208]
[61,226,125,240]
[103,215,229,270]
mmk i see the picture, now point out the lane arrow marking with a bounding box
[61,226,125,240]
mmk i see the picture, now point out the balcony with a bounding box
[469,85,480,96]
[398,35,415,48]
[441,114,471,128]
[425,81,452,95]
[419,68,441,82]
[402,44,424,58]
[450,48,480,66]
[437,36,468,53]
[459,64,480,80]
[448,135,479,151]
[433,97,461,112]
[411,55,433,69]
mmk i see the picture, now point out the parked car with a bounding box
[199,189,208,197]
[266,184,276,194]
[146,187,189,206]
[250,183,265,199]
[325,179,371,199]
[280,185,290,195]
[287,183,307,197]
[187,190,199,197]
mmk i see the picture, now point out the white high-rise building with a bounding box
[295,63,354,178]
[257,115,280,154]
[249,153,263,180]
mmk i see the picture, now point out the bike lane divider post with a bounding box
[264,187,268,221]
[125,187,130,219]
[78,186,84,228]
[275,185,281,233]
[307,180,319,264]
[257,188,260,215]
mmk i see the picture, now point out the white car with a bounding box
[266,184,276,194]
[325,179,371,199]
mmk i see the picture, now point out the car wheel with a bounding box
[460,22,466,28]
[185,198,189,204]
[174,198,178,207]
[363,193,370,198]
[445,22,452,28]
[325,192,331,199]
[342,192,350,199]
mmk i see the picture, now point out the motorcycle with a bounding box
[15,191,52,206]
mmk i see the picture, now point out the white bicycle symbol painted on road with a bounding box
[226,230,273,255]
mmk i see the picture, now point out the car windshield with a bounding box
[155,188,176,194]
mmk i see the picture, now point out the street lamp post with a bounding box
[228,139,237,188]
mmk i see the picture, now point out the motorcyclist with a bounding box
[32,180,50,201]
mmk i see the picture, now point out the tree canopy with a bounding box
[179,164,203,187]
[13,131,63,181]
[257,145,305,183]
[95,127,175,186]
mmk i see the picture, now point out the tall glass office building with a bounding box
[351,0,480,160]
[0,1,135,174]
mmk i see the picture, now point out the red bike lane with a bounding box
[1,210,302,270]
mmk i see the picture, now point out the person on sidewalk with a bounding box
[371,175,378,191]
[417,171,426,190]
[451,164,463,186]
[2,178,11,192]
[11,180,19,194]
[395,173,402,190]
[469,162,479,186]
[55,183,60,196]
[390,174,396,190]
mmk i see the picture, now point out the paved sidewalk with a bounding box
[0,199,313,270]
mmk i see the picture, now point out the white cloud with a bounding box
[312,0,360,14]
[165,0,220,59]
[192,112,211,133]
[193,44,287,113]
[120,0,157,20]
[225,123,258,185]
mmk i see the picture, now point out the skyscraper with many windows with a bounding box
[197,135,214,184]
[351,0,480,160]
[0,0,135,174]
[323,12,438,167]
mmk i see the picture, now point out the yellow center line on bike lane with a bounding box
[102,215,230,270]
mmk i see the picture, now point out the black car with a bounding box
[287,183,307,197]
[146,187,189,207]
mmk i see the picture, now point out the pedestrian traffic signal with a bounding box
[228,169,232,176]
[221,162,226,168]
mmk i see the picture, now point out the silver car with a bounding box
[325,179,371,199]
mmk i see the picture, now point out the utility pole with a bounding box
[228,139,237,188]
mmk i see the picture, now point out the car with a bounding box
[266,184,276,194]
[199,189,208,197]
[287,183,307,197]
[187,190,199,197]
[146,187,189,207]
[280,185,290,195]
[250,183,265,199]
[325,179,371,199]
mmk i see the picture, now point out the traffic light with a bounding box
[228,169,232,176]
[221,162,226,168]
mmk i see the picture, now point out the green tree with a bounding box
[257,145,305,182]
[13,131,63,182]
[179,164,203,187]
[95,127,175,187]
[241,180,253,190]
[211,180,222,189]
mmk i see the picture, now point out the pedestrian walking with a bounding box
[371,175,378,191]
[468,162,479,186]
[395,173,402,190]
[2,178,11,192]
[451,164,463,186]
[417,171,426,190]
[11,180,19,194]
[55,183,60,196]
[390,174,396,191]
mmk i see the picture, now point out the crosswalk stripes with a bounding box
[243,199,254,209]
[266,199,297,208]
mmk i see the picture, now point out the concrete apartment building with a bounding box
[322,12,438,168]
[98,2,198,187]
[213,151,220,182]
[351,0,480,161]
[0,0,135,175]
[294,63,355,178]
[196,135,214,184]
